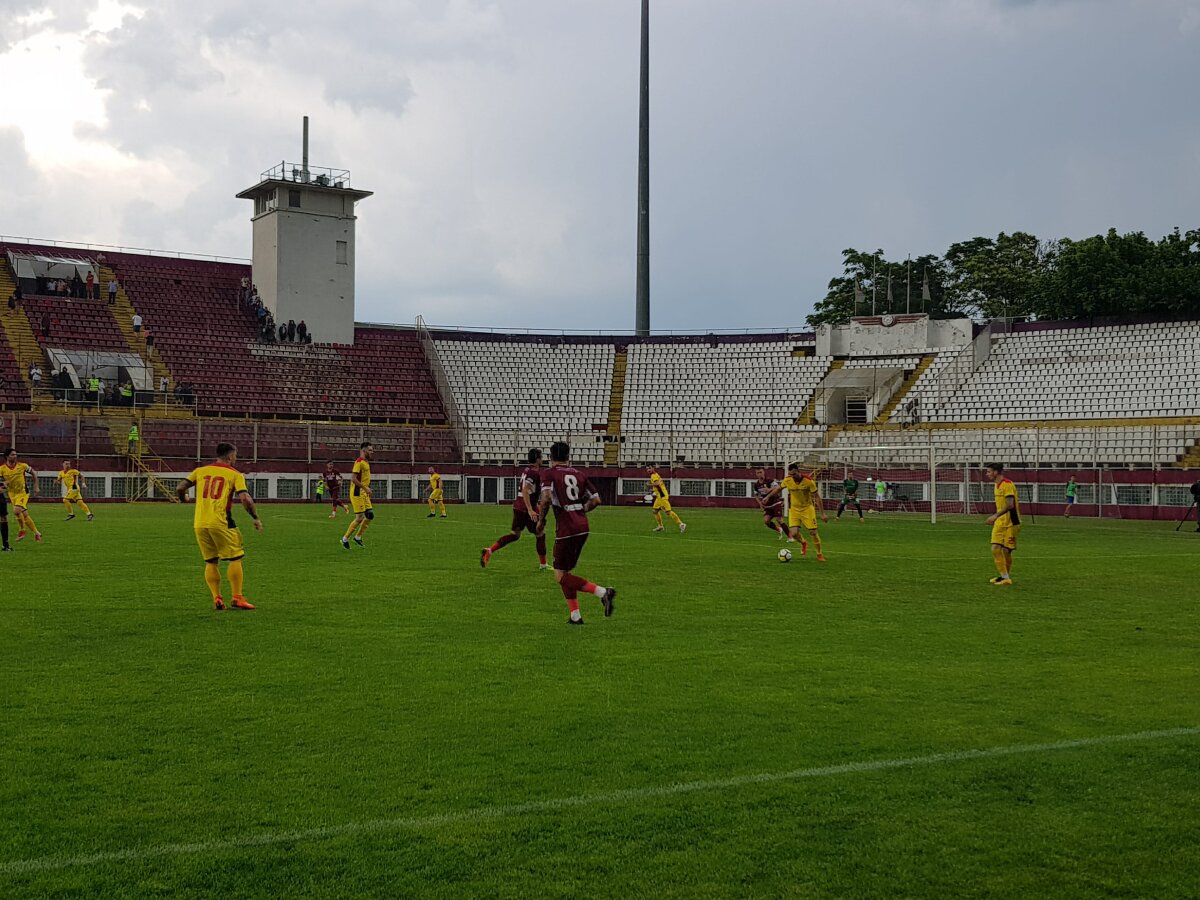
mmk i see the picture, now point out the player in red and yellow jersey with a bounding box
[763,462,827,561]
[984,462,1020,586]
[425,466,446,518]
[1,447,42,543]
[176,442,262,610]
[57,460,93,521]
[343,441,374,548]
[647,466,686,533]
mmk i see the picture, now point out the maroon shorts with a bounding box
[552,533,588,572]
[512,507,540,534]
[763,504,783,519]
[327,487,341,501]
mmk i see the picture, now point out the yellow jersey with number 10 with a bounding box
[187,463,249,529]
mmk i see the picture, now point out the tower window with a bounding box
[289,190,301,208]
[336,241,348,265]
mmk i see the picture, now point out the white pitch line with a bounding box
[2,726,1196,876]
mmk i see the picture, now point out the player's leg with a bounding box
[0,509,9,550]
[989,543,1010,583]
[354,508,373,544]
[554,535,614,622]
[762,512,778,532]
[438,495,446,517]
[76,495,92,517]
[836,499,845,519]
[204,561,223,607]
[64,495,75,518]
[534,528,548,569]
[426,493,436,516]
[652,506,663,531]
[807,526,824,561]
[342,511,362,547]
[20,507,40,540]
[854,499,863,521]
[667,509,684,531]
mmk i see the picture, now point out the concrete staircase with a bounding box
[795,359,843,425]
[0,259,38,387]
[603,349,628,464]
[874,354,933,425]
[1177,439,1200,469]
[101,266,173,391]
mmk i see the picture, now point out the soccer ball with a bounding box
[777,548,793,563]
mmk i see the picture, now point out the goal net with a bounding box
[776,442,972,523]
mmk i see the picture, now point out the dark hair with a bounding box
[788,462,800,472]
[527,448,542,464]
[3,447,14,457]
[549,441,570,462]
[985,462,1004,474]
[215,442,236,459]
[360,441,372,450]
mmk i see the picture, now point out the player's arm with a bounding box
[584,489,601,514]
[522,479,538,521]
[986,494,1015,525]
[537,484,551,521]
[28,466,39,497]
[237,489,264,532]
[815,490,828,522]
[176,478,194,502]
[762,483,782,502]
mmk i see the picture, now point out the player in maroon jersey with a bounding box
[481,448,549,570]
[322,461,349,518]
[536,441,615,625]
[754,468,786,538]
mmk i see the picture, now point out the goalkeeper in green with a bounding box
[837,473,864,522]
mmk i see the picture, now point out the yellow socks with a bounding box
[63,500,73,515]
[343,519,359,540]
[437,501,446,516]
[991,546,1009,579]
[228,560,244,597]
[668,512,682,526]
[204,563,222,599]
[78,500,91,515]
[356,519,370,538]
[22,513,38,534]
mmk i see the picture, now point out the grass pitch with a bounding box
[2,502,1198,897]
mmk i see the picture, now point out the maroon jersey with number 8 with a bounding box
[540,465,597,538]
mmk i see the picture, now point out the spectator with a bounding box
[132,312,143,335]
[87,374,100,401]
[119,381,133,407]
[127,422,139,456]
[8,292,17,315]
[85,270,95,299]
[160,375,168,397]
[287,319,296,342]
[297,319,307,342]
[108,278,119,305]
[278,323,287,343]
[30,364,42,388]
[72,272,85,298]
[40,312,52,338]
[144,327,155,349]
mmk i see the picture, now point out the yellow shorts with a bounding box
[990,524,1020,550]
[65,490,83,501]
[429,490,443,502]
[10,493,30,510]
[789,506,818,530]
[351,493,374,514]
[195,526,245,562]
[652,497,672,513]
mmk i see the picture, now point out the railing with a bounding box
[30,386,198,413]
[0,235,249,264]
[260,161,352,188]
[415,315,467,460]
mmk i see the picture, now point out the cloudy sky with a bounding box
[1,0,1197,333]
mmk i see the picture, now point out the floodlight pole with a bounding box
[634,0,650,336]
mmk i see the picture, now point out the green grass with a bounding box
[2,502,1198,898]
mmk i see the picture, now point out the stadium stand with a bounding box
[20,295,129,351]
[930,321,1200,422]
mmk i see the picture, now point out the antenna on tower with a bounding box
[302,115,310,183]
[634,0,650,337]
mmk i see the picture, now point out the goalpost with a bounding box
[776,442,974,524]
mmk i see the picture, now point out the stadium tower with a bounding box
[236,116,372,345]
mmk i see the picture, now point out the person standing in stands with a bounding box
[1064,475,1077,518]
[85,270,95,299]
[108,278,118,305]
[297,320,308,342]
[144,327,154,349]
[127,421,139,456]
[131,312,142,336]
[40,312,51,338]
[287,319,296,342]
